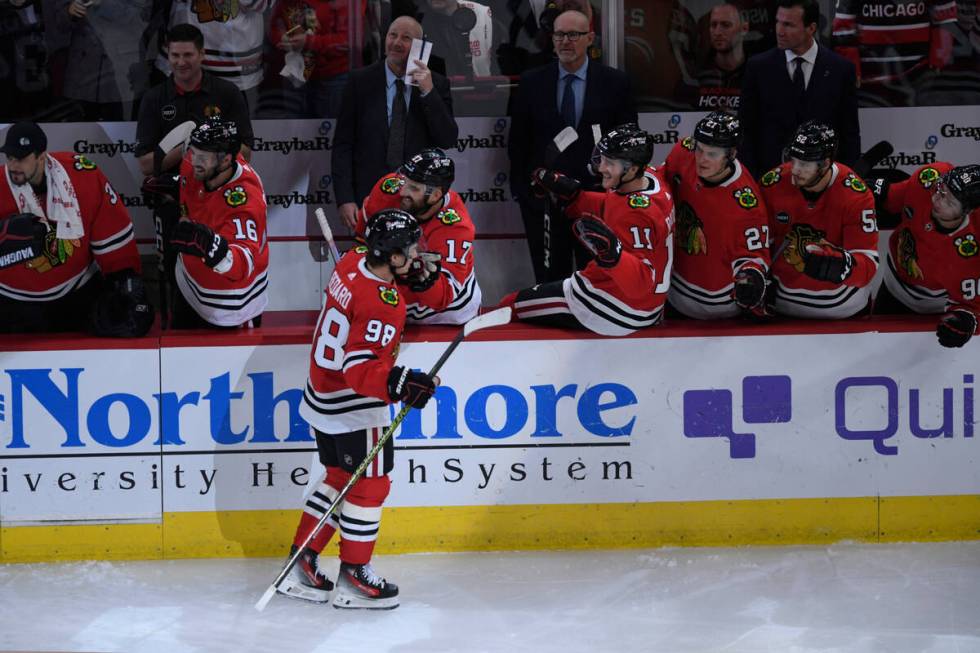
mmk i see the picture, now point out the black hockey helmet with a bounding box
[943,164,980,213]
[365,209,423,265]
[594,123,654,170]
[399,148,455,192]
[784,121,837,163]
[188,116,241,157]
[693,112,740,149]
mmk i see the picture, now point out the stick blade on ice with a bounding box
[464,307,511,337]
[254,584,277,612]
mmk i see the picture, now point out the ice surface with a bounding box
[1,542,979,653]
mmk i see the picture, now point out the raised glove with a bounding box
[397,252,442,292]
[802,242,853,283]
[733,267,767,310]
[936,309,977,348]
[530,168,581,201]
[170,220,229,268]
[387,366,438,409]
[140,174,180,209]
[573,216,621,268]
[89,269,155,338]
[0,213,47,269]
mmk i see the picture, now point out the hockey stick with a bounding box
[254,306,513,612]
[541,127,578,274]
[315,207,343,263]
[852,140,893,179]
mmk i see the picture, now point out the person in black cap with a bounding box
[0,121,153,336]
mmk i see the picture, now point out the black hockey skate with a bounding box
[332,562,399,610]
[277,545,334,604]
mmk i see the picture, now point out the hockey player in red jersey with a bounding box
[500,124,675,335]
[0,121,153,336]
[872,163,980,346]
[356,149,481,325]
[169,116,269,328]
[760,121,879,319]
[660,111,771,319]
[281,209,439,609]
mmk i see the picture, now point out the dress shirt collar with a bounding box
[785,39,818,67]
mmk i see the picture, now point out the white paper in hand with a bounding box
[404,38,432,86]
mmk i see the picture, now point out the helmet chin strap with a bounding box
[203,154,234,190]
[612,163,640,191]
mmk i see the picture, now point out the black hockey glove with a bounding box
[89,269,156,338]
[396,252,442,292]
[802,242,854,284]
[387,366,438,409]
[733,267,767,311]
[140,174,181,209]
[0,212,47,269]
[573,216,621,268]
[936,309,977,348]
[170,220,229,268]
[530,168,581,202]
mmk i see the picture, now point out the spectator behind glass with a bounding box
[269,0,360,118]
[0,0,54,122]
[421,0,498,78]
[694,2,748,112]
[54,0,151,121]
[156,0,272,114]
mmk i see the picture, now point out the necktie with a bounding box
[386,78,407,171]
[560,74,576,128]
[792,56,806,97]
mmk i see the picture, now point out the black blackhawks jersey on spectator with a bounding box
[833,0,958,83]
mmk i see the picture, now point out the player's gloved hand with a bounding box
[573,216,621,268]
[802,242,853,283]
[936,309,977,348]
[387,366,439,409]
[140,174,180,209]
[0,212,47,269]
[89,269,155,338]
[733,267,767,310]
[170,219,229,269]
[397,252,442,292]
[530,168,580,201]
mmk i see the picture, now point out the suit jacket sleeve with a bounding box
[420,73,459,150]
[738,58,761,176]
[835,59,861,168]
[332,73,358,206]
[507,72,532,201]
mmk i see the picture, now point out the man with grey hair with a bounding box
[334,16,459,232]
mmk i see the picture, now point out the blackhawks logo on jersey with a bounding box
[896,228,923,279]
[72,154,97,171]
[843,174,867,193]
[675,202,707,255]
[760,168,781,187]
[26,228,80,274]
[439,208,462,225]
[733,187,759,210]
[381,176,404,194]
[954,234,978,258]
[628,193,651,209]
[354,245,368,254]
[918,167,941,188]
[681,136,695,151]
[783,223,827,272]
[379,285,400,306]
[224,185,247,207]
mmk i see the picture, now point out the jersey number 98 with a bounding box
[315,308,396,370]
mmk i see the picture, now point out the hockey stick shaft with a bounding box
[541,127,579,274]
[315,207,343,263]
[255,308,512,611]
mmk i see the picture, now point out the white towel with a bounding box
[5,155,84,239]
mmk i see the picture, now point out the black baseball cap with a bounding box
[1,122,47,158]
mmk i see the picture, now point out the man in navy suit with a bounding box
[333,16,459,231]
[738,0,861,178]
[508,10,637,283]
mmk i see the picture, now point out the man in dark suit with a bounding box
[508,10,637,283]
[334,16,459,231]
[738,0,861,178]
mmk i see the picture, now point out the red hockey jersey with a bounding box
[0,152,140,301]
[176,157,269,326]
[881,162,980,313]
[562,168,675,335]
[359,173,481,325]
[661,138,771,318]
[760,162,879,318]
[299,247,406,433]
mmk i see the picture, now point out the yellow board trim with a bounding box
[2,496,978,563]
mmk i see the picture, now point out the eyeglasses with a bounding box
[552,30,589,42]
